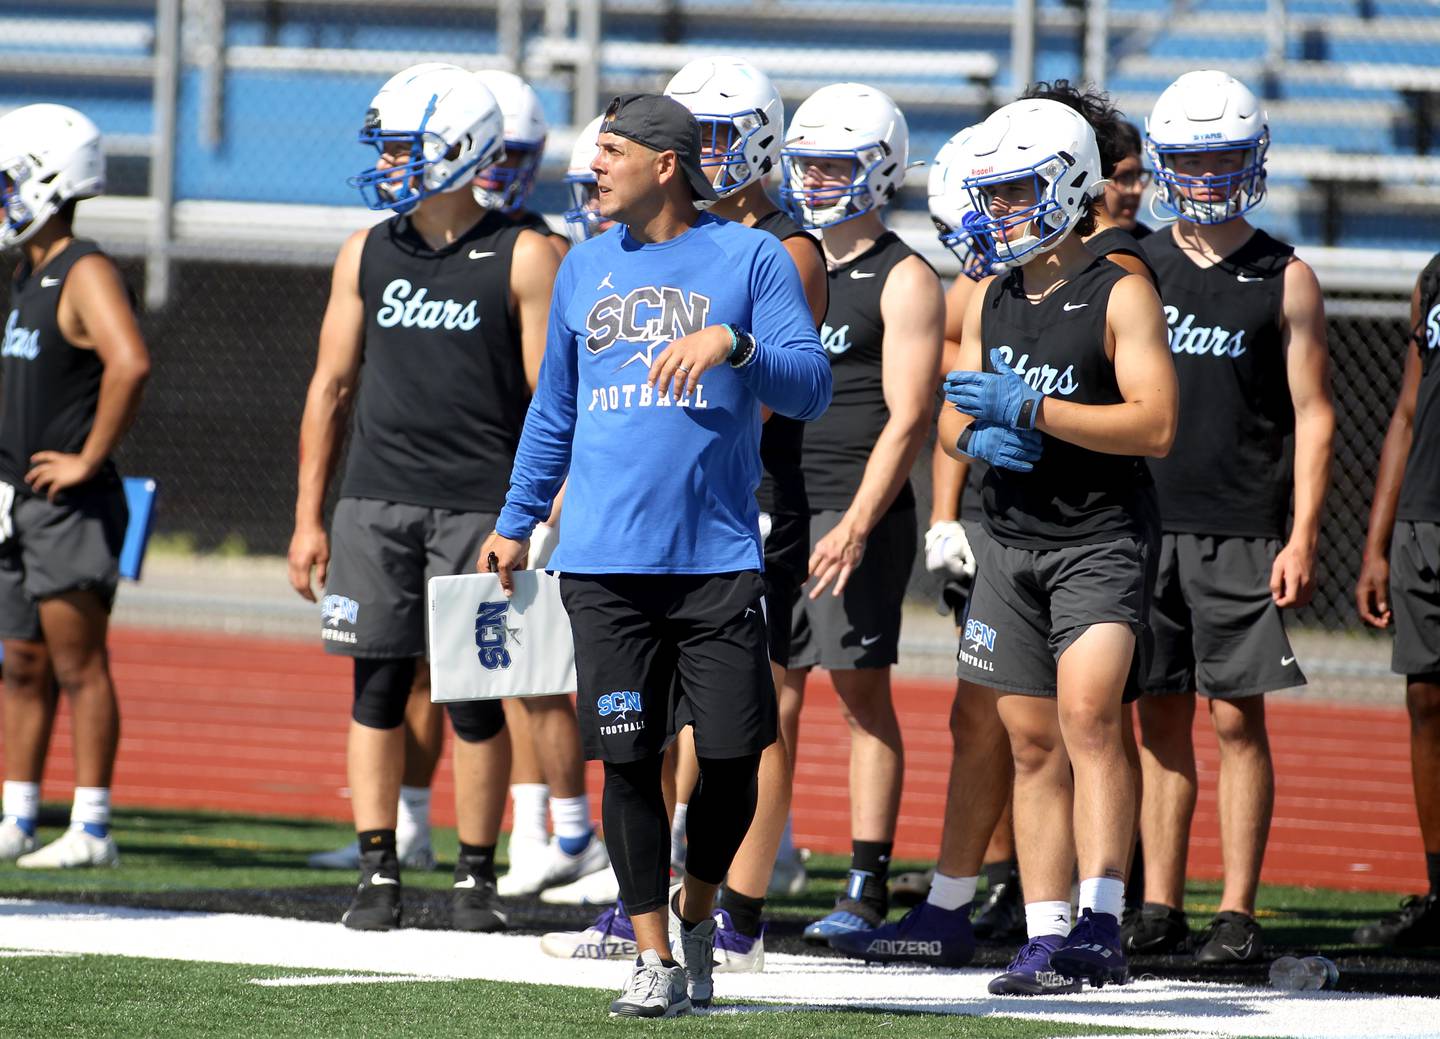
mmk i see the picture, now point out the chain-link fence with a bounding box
[5,0,1440,646]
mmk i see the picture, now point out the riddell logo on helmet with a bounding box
[971,166,994,176]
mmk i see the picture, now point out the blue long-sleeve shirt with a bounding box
[497,213,831,574]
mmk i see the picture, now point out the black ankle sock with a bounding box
[1426,851,1440,896]
[720,886,767,938]
[982,859,1018,890]
[459,843,497,880]
[357,829,397,855]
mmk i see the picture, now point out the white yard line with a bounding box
[1,899,1435,1038]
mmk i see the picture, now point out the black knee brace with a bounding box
[351,657,416,730]
[446,699,506,743]
[685,753,762,885]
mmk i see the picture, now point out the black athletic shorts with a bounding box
[560,570,776,763]
[0,475,128,640]
[1143,533,1305,699]
[1390,521,1440,678]
[762,510,808,667]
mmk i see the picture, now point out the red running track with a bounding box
[0,625,1425,893]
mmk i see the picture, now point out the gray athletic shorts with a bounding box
[956,532,1151,699]
[322,497,496,658]
[0,477,128,641]
[1143,532,1305,699]
[788,507,917,671]
[1390,521,1440,678]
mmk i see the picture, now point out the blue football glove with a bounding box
[956,421,1044,473]
[943,348,1043,430]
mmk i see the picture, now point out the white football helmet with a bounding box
[472,69,548,213]
[928,124,993,281]
[664,57,783,198]
[1146,69,1268,225]
[351,63,505,215]
[780,82,908,229]
[0,104,104,248]
[563,115,610,244]
[959,98,1102,269]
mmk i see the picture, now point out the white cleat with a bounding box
[506,835,611,898]
[15,826,119,869]
[540,902,638,960]
[769,847,809,896]
[307,838,436,871]
[0,819,38,861]
[496,833,554,896]
[541,862,621,905]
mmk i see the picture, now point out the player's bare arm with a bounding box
[1272,255,1336,608]
[938,274,994,461]
[511,229,562,391]
[1357,278,1423,627]
[28,253,151,501]
[811,255,943,598]
[1103,249,1155,286]
[287,228,367,601]
[930,276,977,524]
[1033,272,1177,457]
[784,234,829,328]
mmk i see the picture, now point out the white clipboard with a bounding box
[427,570,577,702]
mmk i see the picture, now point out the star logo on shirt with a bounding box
[616,339,670,371]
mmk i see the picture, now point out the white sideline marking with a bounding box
[0,949,80,958]
[2,899,1437,1037]
[249,973,451,987]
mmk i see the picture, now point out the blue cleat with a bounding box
[804,869,886,944]
[829,900,976,967]
[987,934,1083,995]
[1050,908,1129,988]
[541,902,638,960]
[711,908,766,973]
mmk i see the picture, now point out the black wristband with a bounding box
[956,426,975,455]
[727,325,758,368]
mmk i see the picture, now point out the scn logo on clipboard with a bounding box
[475,600,517,670]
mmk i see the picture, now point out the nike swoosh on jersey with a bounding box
[1281,655,1296,666]
[1062,302,1088,311]
[469,250,496,260]
[40,276,61,288]
[1236,274,1263,282]
[860,634,882,646]
[370,872,400,886]
[849,270,876,279]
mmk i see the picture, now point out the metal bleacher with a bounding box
[6,0,1440,298]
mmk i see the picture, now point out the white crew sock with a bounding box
[1078,876,1125,922]
[396,785,431,849]
[927,872,979,911]
[670,802,689,867]
[3,780,39,821]
[71,787,111,835]
[509,783,550,845]
[550,794,593,854]
[1025,900,1072,939]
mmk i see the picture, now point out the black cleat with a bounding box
[1121,902,1190,955]
[341,851,401,931]
[972,872,1025,943]
[1194,911,1263,964]
[451,861,508,932]
[1352,892,1440,948]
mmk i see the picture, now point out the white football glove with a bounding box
[758,511,773,544]
[924,520,976,579]
[527,521,559,570]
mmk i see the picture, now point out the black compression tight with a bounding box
[602,751,762,915]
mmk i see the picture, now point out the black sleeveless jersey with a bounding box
[754,208,824,516]
[803,231,931,513]
[1398,252,1440,522]
[340,210,529,512]
[1142,227,1295,538]
[1087,226,1157,283]
[511,208,564,241]
[0,238,118,491]
[979,258,1156,548]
